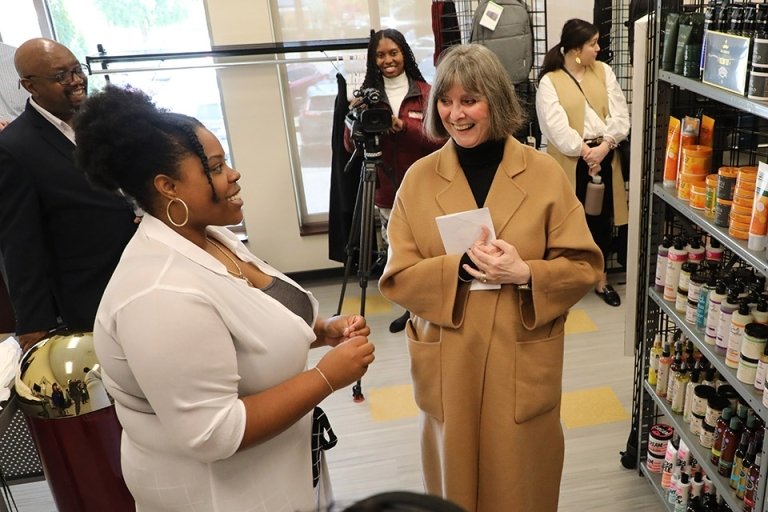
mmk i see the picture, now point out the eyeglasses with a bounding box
[22,63,89,86]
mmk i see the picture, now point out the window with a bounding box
[272,0,435,226]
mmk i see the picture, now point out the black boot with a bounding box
[389,310,410,333]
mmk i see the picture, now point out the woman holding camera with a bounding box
[344,28,444,333]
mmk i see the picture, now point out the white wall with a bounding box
[205,0,335,273]
[205,0,596,274]
[545,1,593,48]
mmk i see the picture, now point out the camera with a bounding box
[346,87,392,139]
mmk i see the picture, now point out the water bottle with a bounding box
[584,175,605,216]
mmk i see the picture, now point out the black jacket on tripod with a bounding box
[328,73,361,263]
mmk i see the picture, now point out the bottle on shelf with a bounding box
[677,261,698,314]
[752,297,768,324]
[691,471,704,500]
[715,289,740,355]
[697,275,717,331]
[584,175,604,216]
[658,341,673,398]
[665,237,689,302]
[705,237,724,265]
[725,299,753,368]
[675,472,691,512]
[717,415,743,478]
[688,271,708,325]
[672,362,691,414]
[687,237,706,263]
[667,342,685,404]
[736,437,759,499]
[661,438,679,489]
[683,364,702,423]
[710,406,733,465]
[649,334,664,386]
[705,280,728,346]
[656,235,674,292]
[742,452,761,512]
[700,366,717,388]
[730,430,751,490]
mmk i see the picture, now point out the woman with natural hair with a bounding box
[379,43,602,512]
[344,28,444,333]
[535,18,630,307]
[74,85,375,511]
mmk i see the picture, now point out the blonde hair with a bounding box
[424,44,526,140]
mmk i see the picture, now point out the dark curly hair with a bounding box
[361,28,426,90]
[74,85,216,213]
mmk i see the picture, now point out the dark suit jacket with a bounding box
[0,101,137,334]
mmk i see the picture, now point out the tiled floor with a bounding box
[3,275,665,511]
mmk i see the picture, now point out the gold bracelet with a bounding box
[314,367,334,393]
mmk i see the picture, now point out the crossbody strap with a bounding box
[562,68,595,111]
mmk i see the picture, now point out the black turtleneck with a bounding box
[455,138,505,283]
[455,138,505,207]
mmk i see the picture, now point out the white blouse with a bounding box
[535,61,630,157]
[95,214,322,511]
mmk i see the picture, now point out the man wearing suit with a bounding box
[0,38,137,351]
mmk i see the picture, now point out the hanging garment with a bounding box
[431,1,462,65]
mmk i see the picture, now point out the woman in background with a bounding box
[345,28,444,333]
[379,44,602,512]
[75,85,375,511]
[536,18,630,307]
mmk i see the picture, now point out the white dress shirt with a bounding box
[95,214,322,511]
[535,61,630,157]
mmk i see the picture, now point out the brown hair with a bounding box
[424,44,526,141]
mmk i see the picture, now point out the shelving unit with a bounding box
[634,1,768,510]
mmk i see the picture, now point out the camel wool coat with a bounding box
[379,137,603,512]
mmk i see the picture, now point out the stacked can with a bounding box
[748,36,768,100]
[749,165,768,251]
[715,167,738,228]
[647,423,675,473]
[701,394,730,448]
[690,384,716,436]
[730,166,757,240]
[738,323,768,385]
[679,145,712,202]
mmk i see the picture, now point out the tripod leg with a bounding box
[336,171,366,315]
[351,159,379,403]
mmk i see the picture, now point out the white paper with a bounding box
[479,1,504,31]
[436,207,500,290]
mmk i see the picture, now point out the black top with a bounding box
[455,138,505,207]
[261,277,314,327]
[455,138,505,282]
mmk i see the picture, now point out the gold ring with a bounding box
[481,272,487,283]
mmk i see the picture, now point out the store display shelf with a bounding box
[653,184,768,277]
[648,288,768,419]
[639,463,675,512]
[642,380,745,512]
[659,70,768,121]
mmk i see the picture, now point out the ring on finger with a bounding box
[481,272,487,283]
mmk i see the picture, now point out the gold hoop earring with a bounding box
[166,198,189,228]
[575,56,582,65]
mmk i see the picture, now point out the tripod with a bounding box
[336,133,384,403]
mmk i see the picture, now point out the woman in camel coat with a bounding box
[379,44,603,512]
